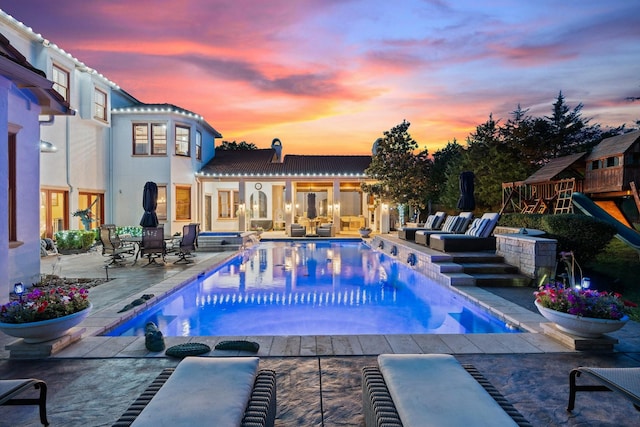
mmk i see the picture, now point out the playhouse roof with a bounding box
[586,130,640,161]
[524,152,586,184]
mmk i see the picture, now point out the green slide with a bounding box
[572,192,640,251]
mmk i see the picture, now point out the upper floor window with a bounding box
[175,125,190,156]
[196,131,202,160]
[94,88,107,121]
[52,64,70,101]
[133,123,167,155]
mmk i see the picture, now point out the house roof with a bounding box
[524,152,586,184]
[586,130,640,161]
[0,33,73,115]
[199,149,372,177]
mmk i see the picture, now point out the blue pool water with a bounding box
[105,240,519,337]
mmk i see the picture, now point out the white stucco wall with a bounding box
[1,77,44,301]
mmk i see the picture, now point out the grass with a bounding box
[585,239,640,321]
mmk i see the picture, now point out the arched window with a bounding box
[250,191,267,218]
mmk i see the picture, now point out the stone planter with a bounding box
[534,300,628,338]
[0,303,92,343]
[359,229,371,238]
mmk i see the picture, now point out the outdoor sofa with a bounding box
[362,354,531,427]
[398,211,447,241]
[429,212,500,252]
[112,357,276,427]
[414,212,473,246]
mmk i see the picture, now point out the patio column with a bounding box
[238,179,246,231]
[284,179,293,234]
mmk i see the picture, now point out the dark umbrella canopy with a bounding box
[307,193,317,219]
[140,181,159,227]
[456,171,476,212]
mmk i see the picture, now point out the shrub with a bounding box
[541,214,616,263]
[54,230,96,251]
[498,213,617,264]
[498,213,545,229]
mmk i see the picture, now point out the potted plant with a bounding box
[359,227,372,238]
[534,283,634,338]
[0,284,91,343]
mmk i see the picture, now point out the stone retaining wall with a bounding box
[496,233,556,281]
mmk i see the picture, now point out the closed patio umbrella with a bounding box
[457,171,476,212]
[140,181,159,227]
[307,193,317,219]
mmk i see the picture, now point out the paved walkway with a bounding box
[1,236,640,426]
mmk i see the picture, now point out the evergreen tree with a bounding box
[218,140,258,150]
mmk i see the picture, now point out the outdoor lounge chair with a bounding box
[362,354,532,427]
[173,223,198,264]
[317,223,335,237]
[429,212,500,252]
[568,366,640,412]
[0,378,48,426]
[414,212,473,246]
[290,223,306,237]
[398,211,446,241]
[100,224,136,265]
[112,357,276,427]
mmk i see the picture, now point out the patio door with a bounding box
[77,192,104,230]
[40,189,68,238]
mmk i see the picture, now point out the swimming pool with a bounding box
[105,240,519,337]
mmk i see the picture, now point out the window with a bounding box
[250,191,267,218]
[196,131,202,160]
[157,185,167,220]
[175,125,190,156]
[591,160,600,170]
[133,123,167,155]
[77,193,104,229]
[218,190,240,219]
[94,88,107,121]
[176,186,191,220]
[152,124,167,154]
[606,156,619,167]
[8,133,16,242]
[52,64,70,101]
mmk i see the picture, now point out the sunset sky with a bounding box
[2,1,639,155]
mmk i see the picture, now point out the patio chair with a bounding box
[173,223,198,264]
[0,378,49,426]
[414,211,473,246]
[100,224,135,265]
[317,223,335,237]
[112,357,276,427]
[362,354,532,427]
[568,366,640,412]
[290,223,306,237]
[429,212,500,252]
[140,226,166,266]
[398,211,447,241]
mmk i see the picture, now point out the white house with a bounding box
[0,30,72,301]
[0,10,221,239]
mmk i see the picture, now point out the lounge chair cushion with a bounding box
[378,354,518,427]
[466,218,490,237]
[130,357,259,427]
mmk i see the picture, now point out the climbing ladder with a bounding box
[554,179,575,214]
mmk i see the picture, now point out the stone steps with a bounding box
[438,252,531,287]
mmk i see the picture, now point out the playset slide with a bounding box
[572,192,640,251]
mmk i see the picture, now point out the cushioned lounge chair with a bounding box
[0,378,48,426]
[398,211,446,241]
[317,223,335,237]
[568,366,640,412]
[362,354,531,427]
[112,357,276,427]
[429,212,500,252]
[290,223,306,237]
[414,212,473,246]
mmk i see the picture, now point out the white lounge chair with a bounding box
[0,378,48,426]
[568,366,640,412]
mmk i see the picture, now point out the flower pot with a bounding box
[0,303,92,343]
[359,230,371,238]
[534,300,628,338]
